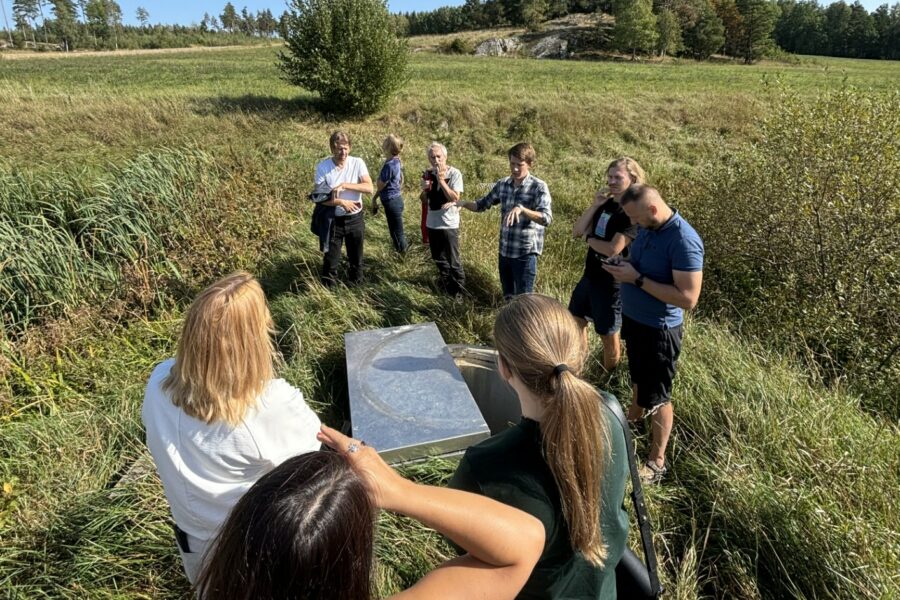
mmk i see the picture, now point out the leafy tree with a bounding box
[136,6,148,28]
[521,0,550,30]
[12,0,39,44]
[84,0,120,47]
[774,0,826,55]
[239,6,255,35]
[33,0,49,42]
[220,2,238,32]
[256,9,277,37]
[734,0,779,62]
[872,2,900,59]
[106,0,120,48]
[656,7,683,54]
[824,0,851,55]
[278,9,289,38]
[612,0,658,57]
[845,0,877,56]
[713,0,743,56]
[279,0,409,115]
[50,0,78,49]
[683,0,725,56]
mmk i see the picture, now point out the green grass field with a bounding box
[1,46,898,599]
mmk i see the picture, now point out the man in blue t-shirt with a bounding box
[603,184,704,484]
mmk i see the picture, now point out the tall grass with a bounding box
[0,149,215,334]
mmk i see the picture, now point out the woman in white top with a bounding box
[142,271,321,584]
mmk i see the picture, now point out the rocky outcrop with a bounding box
[530,35,569,59]
[474,38,521,57]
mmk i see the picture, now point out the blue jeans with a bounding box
[380,196,408,253]
[498,253,537,300]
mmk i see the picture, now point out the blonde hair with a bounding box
[607,156,647,186]
[163,271,277,426]
[383,134,404,156]
[494,294,610,567]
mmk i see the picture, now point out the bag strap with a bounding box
[600,391,664,598]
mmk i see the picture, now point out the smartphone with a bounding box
[600,257,618,265]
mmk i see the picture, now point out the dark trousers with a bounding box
[428,227,465,295]
[322,212,364,285]
[498,253,537,299]
[381,196,408,253]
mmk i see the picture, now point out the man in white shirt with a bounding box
[312,131,374,286]
[420,142,465,298]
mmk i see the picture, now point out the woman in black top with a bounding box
[568,157,646,371]
[449,294,630,600]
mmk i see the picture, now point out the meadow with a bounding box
[1,46,898,599]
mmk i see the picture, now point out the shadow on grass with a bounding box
[190,94,324,121]
[191,94,373,122]
[305,345,350,427]
[259,253,318,301]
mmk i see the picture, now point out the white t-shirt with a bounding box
[426,166,465,229]
[142,359,322,541]
[313,156,370,217]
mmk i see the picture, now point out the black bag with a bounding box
[600,392,664,600]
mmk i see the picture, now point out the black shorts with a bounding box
[621,315,683,411]
[568,277,622,335]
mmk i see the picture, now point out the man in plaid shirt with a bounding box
[459,143,553,300]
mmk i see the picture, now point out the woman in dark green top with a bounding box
[449,294,630,599]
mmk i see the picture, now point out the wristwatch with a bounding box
[634,274,645,288]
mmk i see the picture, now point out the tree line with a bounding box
[396,0,900,61]
[2,0,896,59]
[0,1,284,51]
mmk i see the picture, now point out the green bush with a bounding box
[278,0,409,115]
[687,87,900,418]
[439,37,475,54]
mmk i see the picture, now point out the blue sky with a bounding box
[0,0,887,28]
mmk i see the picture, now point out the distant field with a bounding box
[1,46,898,599]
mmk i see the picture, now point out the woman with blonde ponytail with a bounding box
[449,294,629,599]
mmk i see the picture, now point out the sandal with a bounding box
[639,461,667,485]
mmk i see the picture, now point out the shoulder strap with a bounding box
[600,391,664,598]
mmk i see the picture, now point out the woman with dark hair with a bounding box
[449,294,630,599]
[198,425,545,600]
[142,272,321,583]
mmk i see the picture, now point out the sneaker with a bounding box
[639,461,667,485]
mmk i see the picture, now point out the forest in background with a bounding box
[2,0,898,60]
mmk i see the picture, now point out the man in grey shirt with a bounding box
[420,142,465,298]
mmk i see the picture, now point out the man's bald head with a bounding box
[620,184,671,230]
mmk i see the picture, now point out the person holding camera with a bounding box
[311,131,373,286]
[421,141,466,299]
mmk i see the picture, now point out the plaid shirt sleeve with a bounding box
[474,180,503,212]
[529,180,552,226]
